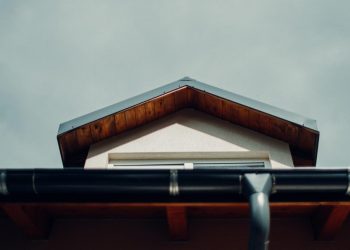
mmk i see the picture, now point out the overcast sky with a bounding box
[0,1,349,168]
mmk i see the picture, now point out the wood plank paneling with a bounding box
[114,112,127,133]
[135,105,147,126]
[125,109,137,129]
[163,93,176,114]
[2,205,51,239]
[257,113,272,137]
[269,117,299,145]
[3,202,350,240]
[187,87,195,106]
[174,87,189,109]
[205,94,223,118]
[154,96,165,118]
[47,205,164,218]
[75,125,93,149]
[292,156,314,166]
[221,99,231,121]
[59,131,78,156]
[248,109,262,131]
[298,128,317,153]
[90,115,116,142]
[236,105,250,126]
[144,101,156,122]
[285,122,300,145]
[312,205,350,240]
[153,92,176,118]
[222,100,239,124]
[188,205,249,218]
[166,206,188,241]
[192,89,206,111]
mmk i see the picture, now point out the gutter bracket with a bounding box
[243,173,272,250]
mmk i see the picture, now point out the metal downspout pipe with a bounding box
[243,174,272,250]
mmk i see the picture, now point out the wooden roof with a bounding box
[57,77,319,168]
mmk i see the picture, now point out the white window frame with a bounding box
[107,151,272,170]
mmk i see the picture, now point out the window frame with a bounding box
[107,151,272,170]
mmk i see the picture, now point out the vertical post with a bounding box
[166,206,188,241]
[2,204,52,239]
[243,174,272,250]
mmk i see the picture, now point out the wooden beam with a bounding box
[166,206,188,241]
[312,205,349,240]
[2,204,52,239]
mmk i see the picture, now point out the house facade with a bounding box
[0,77,349,250]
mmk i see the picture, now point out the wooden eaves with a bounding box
[1,201,349,241]
[57,77,319,168]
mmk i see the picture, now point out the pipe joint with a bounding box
[169,170,179,196]
[243,174,272,197]
[243,174,272,250]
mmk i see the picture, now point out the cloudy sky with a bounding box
[0,1,349,168]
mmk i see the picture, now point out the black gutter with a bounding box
[1,168,350,250]
[1,168,349,202]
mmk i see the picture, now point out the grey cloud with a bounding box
[0,0,349,167]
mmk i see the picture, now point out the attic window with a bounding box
[107,152,271,169]
[107,161,265,170]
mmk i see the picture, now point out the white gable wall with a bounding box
[85,109,294,169]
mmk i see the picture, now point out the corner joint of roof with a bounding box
[179,76,196,82]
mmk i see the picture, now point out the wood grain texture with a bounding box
[75,125,93,149]
[204,93,223,118]
[163,92,176,114]
[174,87,189,109]
[222,100,239,124]
[154,96,166,118]
[192,89,206,111]
[90,115,116,142]
[144,101,156,122]
[135,104,147,126]
[59,131,78,156]
[298,128,318,153]
[114,112,127,133]
[236,105,250,127]
[125,109,137,129]
[187,87,195,106]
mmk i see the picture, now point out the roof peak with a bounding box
[179,76,196,81]
[57,77,319,167]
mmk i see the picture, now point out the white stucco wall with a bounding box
[85,109,294,169]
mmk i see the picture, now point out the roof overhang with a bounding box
[57,77,319,168]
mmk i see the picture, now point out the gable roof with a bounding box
[57,77,319,168]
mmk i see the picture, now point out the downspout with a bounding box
[243,174,272,250]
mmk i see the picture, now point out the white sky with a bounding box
[0,0,349,168]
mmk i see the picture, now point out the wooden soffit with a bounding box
[57,77,319,168]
